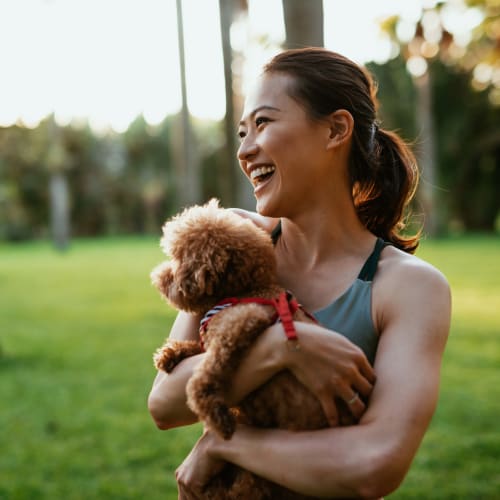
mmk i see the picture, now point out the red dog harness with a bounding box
[199,291,317,351]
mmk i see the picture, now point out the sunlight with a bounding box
[0,0,465,131]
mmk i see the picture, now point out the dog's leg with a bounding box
[186,303,273,439]
[153,339,203,373]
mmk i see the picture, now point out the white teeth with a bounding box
[250,165,275,181]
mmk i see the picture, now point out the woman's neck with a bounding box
[277,203,374,271]
[274,205,376,311]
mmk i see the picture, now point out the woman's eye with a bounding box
[237,130,246,140]
[255,116,269,127]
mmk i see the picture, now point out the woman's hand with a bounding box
[227,321,376,427]
[176,430,225,499]
[285,322,376,426]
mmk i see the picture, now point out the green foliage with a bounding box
[0,236,499,499]
[430,60,500,231]
[0,114,241,242]
[369,57,500,232]
[367,57,417,140]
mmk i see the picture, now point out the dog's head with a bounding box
[151,199,277,313]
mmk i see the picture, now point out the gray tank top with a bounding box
[272,224,384,365]
[313,238,386,365]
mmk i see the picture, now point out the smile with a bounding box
[250,165,275,185]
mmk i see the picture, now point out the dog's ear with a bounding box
[177,263,218,301]
[150,261,174,299]
[194,264,216,296]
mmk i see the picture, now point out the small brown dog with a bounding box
[151,199,347,499]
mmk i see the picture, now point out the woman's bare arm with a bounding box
[177,260,451,498]
[148,313,375,429]
[149,314,375,430]
[148,311,203,429]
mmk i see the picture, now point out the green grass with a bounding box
[0,235,499,499]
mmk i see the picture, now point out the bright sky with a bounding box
[0,0,473,132]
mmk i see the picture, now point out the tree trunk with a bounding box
[46,116,70,251]
[282,0,324,49]
[218,0,254,209]
[218,0,238,207]
[49,171,70,251]
[175,0,201,207]
[414,71,439,236]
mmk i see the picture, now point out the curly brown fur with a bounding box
[151,199,351,500]
[150,199,278,314]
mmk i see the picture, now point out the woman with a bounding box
[148,48,451,498]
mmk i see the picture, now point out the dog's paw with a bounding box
[153,346,181,373]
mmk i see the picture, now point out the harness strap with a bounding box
[199,291,315,350]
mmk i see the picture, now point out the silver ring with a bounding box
[347,393,359,405]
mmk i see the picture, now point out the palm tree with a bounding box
[46,116,70,250]
[282,0,324,48]
[175,0,201,207]
[218,0,253,208]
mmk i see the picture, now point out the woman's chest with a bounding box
[277,264,360,313]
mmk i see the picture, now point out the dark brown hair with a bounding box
[263,48,420,253]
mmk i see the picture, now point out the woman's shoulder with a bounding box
[378,243,449,291]
[374,244,451,332]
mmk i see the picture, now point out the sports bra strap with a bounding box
[357,237,387,282]
[271,220,282,245]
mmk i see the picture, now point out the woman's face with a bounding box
[237,72,333,218]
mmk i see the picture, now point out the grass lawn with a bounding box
[0,235,499,499]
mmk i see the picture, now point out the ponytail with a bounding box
[351,126,420,254]
[264,48,421,254]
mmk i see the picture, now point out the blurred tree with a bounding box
[0,125,48,240]
[445,0,499,102]
[218,0,254,209]
[46,116,71,251]
[431,58,499,231]
[174,0,201,207]
[218,0,239,207]
[122,116,173,233]
[381,0,499,233]
[282,0,324,48]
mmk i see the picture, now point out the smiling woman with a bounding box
[149,47,451,499]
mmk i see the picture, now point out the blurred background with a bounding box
[0,1,499,499]
[0,0,498,246]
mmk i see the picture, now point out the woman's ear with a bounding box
[326,109,354,149]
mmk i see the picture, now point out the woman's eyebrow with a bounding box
[239,105,281,126]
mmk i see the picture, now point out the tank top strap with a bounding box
[271,220,282,245]
[357,237,387,282]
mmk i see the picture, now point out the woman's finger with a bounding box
[358,357,377,384]
[354,373,374,399]
[341,390,366,420]
[318,393,340,426]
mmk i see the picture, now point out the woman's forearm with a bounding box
[148,311,204,429]
[226,322,287,404]
[148,354,203,429]
[211,423,399,499]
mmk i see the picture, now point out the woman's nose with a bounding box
[237,136,259,161]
